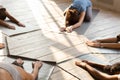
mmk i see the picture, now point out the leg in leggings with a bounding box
[84,6,92,22]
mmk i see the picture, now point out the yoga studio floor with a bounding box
[0,0,120,80]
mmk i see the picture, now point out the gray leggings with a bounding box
[84,6,92,22]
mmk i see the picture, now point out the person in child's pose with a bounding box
[0,58,43,80]
[0,5,25,30]
[75,60,120,80]
[60,0,92,33]
[86,34,120,49]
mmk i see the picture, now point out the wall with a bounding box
[92,0,120,12]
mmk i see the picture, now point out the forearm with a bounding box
[86,61,106,70]
[71,11,85,30]
[100,43,120,49]
[32,68,39,80]
[71,20,83,29]
[97,38,117,43]
[85,64,116,80]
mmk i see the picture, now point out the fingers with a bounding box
[66,27,72,33]
[32,61,43,70]
[75,61,86,68]
[60,27,66,32]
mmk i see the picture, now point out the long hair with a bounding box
[64,8,80,27]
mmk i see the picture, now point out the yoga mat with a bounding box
[74,9,100,35]
[0,32,8,56]
[0,23,40,37]
[2,56,55,80]
[6,31,91,63]
[58,53,109,80]
[0,0,41,37]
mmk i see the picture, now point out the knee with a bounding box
[84,16,92,22]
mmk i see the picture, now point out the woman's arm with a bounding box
[82,60,106,70]
[86,41,120,49]
[85,64,118,80]
[65,11,85,32]
[75,61,118,80]
[96,38,118,43]
[100,43,120,49]
[71,11,86,29]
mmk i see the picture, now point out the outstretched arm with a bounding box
[85,63,118,80]
[95,37,118,43]
[65,11,86,32]
[75,61,118,80]
[82,60,106,70]
[86,41,120,49]
[71,11,85,29]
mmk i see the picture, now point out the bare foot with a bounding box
[66,27,72,33]
[8,25,16,30]
[0,43,5,49]
[86,41,100,47]
[60,27,66,32]
[17,22,25,27]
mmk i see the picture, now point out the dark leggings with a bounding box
[84,6,92,22]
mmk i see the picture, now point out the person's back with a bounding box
[71,0,92,11]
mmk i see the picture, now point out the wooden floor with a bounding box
[1,0,120,80]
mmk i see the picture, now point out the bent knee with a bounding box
[84,16,92,22]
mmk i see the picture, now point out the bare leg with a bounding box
[0,19,15,30]
[5,11,25,27]
[32,61,42,80]
[0,43,5,49]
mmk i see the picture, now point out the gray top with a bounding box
[0,62,22,80]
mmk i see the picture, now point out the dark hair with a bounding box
[104,62,120,74]
[65,8,80,27]
[111,62,120,74]
[12,61,24,69]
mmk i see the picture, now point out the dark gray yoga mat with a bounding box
[74,9,100,35]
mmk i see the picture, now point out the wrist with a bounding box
[99,43,104,48]
[69,26,73,30]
